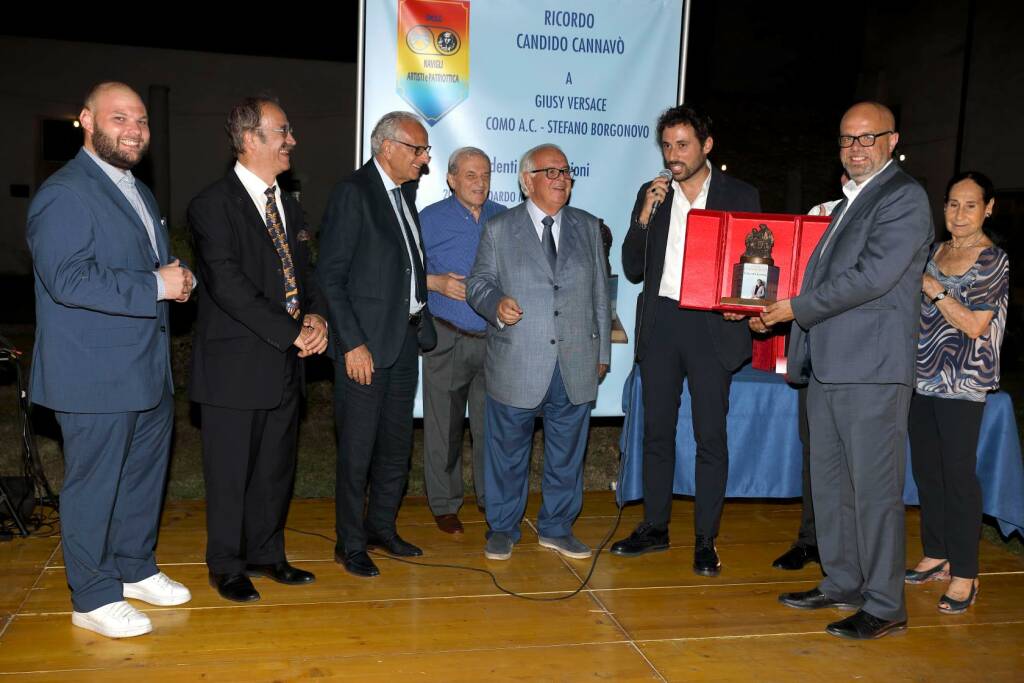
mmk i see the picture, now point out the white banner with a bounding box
[360,0,688,415]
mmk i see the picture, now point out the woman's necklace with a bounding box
[948,233,985,249]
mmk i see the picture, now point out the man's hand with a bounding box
[761,299,795,327]
[497,296,523,325]
[344,344,374,385]
[598,363,609,381]
[722,312,746,321]
[748,317,770,334]
[638,174,671,226]
[297,313,329,357]
[158,259,193,301]
[427,272,467,301]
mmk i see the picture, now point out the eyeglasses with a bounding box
[530,167,574,180]
[262,125,295,137]
[388,138,432,156]
[838,131,894,148]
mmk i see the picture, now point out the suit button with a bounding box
[553,285,560,290]
[405,268,411,274]
[160,325,166,332]
[550,339,556,345]
[554,311,560,316]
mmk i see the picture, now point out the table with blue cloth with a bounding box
[617,365,1024,538]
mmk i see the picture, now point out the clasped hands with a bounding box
[294,314,329,358]
[157,259,194,303]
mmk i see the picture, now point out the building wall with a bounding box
[0,37,357,274]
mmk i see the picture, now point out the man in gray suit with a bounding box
[467,143,611,561]
[757,102,932,640]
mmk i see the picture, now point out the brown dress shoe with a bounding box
[435,514,464,534]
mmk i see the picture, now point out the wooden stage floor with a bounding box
[1,493,1022,681]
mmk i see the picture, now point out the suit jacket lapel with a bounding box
[512,204,554,277]
[78,150,160,261]
[226,171,278,254]
[556,209,580,274]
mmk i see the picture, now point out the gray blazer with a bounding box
[788,162,932,386]
[467,202,611,409]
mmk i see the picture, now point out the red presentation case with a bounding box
[677,209,830,373]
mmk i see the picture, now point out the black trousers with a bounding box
[795,385,817,548]
[640,298,733,537]
[908,392,985,578]
[201,356,300,574]
[333,322,419,554]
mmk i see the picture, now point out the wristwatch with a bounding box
[931,289,948,303]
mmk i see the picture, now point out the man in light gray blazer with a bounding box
[757,102,932,640]
[467,143,611,561]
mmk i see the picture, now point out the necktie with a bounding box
[264,187,301,319]
[542,215,557,272]
[391,187,426,304]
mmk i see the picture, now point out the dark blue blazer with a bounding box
[27,149,173,413]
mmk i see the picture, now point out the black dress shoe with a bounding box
[778,587,860,610]
[209,572,260,602]
[366,533,423,557]
[610,522,669,557]
[693,535,721,576]
[772,544,820,570]
[826,609,907,639]
[335,549,380,577]
[246,561,316,585]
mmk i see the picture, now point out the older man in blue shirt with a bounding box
[421,147,506,534]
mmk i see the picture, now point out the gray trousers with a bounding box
[808,376,911,622]
[422,322,487,515]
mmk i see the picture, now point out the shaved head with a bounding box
[839,101,899,183]
[79,81,150,170]
[83,81,140,112]
[842,101,896,131]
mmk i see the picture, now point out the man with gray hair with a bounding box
[467,143,610,561]
[318,111,437,578]
[419,147,507,534]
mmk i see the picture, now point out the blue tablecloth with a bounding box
[618,365,1024,538]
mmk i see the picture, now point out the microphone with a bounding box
[648,169,673,223]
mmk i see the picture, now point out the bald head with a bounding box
[80,81,150,170]
[838,101,898,183]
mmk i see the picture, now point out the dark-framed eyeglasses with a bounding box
[530,167,574,180]
[388,138,432,156]
[262,124,295,137]
[838,131,894,148]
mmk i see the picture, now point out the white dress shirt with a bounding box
[525,199,562,248]
[234,161,287,234]
[374,158,425,316]
[658,160,713,299]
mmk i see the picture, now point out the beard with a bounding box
[92,125,149,170]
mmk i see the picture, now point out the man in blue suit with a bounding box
[27,82,194,638]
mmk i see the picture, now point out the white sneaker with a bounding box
[123,572,192,606]
[71,600,153,638]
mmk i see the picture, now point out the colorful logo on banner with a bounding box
[397,0,470,125]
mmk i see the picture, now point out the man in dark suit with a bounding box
[612,104,761,576]
[27,82,193,638]
[189,97,328,602]
[317,111,437,578]
[762,102,932,639]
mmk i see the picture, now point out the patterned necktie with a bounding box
[542,215,557,272]
[264,187,300,319]
[391,187,426,304]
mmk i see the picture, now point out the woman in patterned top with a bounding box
[905,171,1008,615]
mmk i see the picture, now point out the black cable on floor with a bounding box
[285,499,625,602]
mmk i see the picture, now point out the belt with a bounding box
[435,316,487,339]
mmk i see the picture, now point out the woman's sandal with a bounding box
[905,560,949,584]
[938,580,979,615]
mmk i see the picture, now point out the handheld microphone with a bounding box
[648,169,673,223]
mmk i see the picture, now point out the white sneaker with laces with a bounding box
[123,572,192,606]
[71,600,153,638]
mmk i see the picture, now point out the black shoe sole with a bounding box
[693,564,721,577]
[245,569,316,585]
[610,543,669,558]
[779,598,861,611]
[208,576,260,603]
[826,622,907,639]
